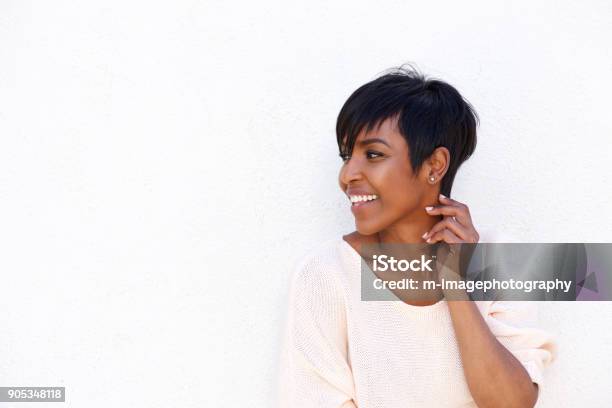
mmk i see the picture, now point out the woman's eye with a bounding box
[366,150,384,159]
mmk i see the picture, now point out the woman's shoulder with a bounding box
[294,236,346,270]
[284,238,350,305]
[289,233,365,284]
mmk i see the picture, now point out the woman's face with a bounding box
[338,117,432,235]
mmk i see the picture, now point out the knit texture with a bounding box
[278,238,557,408]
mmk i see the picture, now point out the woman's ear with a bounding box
[426,147,450,182]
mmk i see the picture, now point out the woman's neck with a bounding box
[378,214,443,244]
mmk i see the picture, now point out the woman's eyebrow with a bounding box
[359,138,391,147]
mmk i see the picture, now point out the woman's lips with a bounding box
[346,191,379,216]
[350,196,379,215]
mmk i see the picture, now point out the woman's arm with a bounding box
[278,252,358,408]
[424,195,552,407]
[447,298,538,408]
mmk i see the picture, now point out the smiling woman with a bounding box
[336,66,477,240]
[277,65,556,408]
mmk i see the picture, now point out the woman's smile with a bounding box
[346,187,380,215]
[349,193,380,215]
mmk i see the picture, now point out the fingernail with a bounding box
[425,206,433,211]
[426,238,432,243]
[439,194,446,199]
[421,232,428,239]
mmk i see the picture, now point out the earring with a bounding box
[429,176,435,183]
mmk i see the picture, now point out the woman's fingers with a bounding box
[424,195,480,243]
[425,228,462,244]
[423,217,469,242]
[425,194,473,227]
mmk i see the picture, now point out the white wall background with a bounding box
[1,0,611,407]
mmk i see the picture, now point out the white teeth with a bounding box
[349,194,379,204]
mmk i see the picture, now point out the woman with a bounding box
[278,66,556,407]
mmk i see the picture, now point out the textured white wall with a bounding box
[1,0,611,407]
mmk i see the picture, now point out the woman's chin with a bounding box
[355,223,381,236]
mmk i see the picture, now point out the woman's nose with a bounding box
[339,156,363,186]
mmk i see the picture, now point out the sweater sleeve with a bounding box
[483,301,557,389]
[277,255,357,408]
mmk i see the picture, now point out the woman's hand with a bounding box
[422,194,479,244]
[422,194,479,290]
[422,196,538,408]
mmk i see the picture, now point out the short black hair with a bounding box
[336,64,478,197]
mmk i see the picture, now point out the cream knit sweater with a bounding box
[278,238,557,408]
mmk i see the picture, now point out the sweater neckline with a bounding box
[338,237,447,314]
